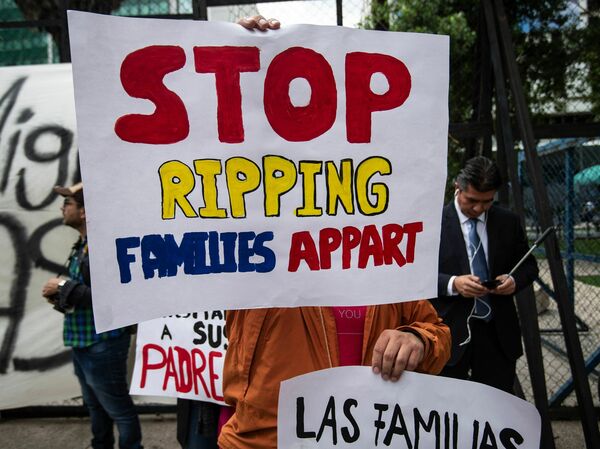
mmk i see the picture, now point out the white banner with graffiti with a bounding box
[0,63,83,409]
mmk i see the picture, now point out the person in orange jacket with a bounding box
[219,304,450,449]
[216,15,451,449]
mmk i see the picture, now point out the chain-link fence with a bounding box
[0,0,369,69]
[517,138,600,408]
[0,0,59,66]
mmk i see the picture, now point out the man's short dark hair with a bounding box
[456,156,503,192]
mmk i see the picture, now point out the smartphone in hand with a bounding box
[481,279,501,289]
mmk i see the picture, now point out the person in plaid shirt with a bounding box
[42,183,143,449]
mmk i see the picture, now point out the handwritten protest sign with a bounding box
[130,311,227,405]
[68,12,449,331]
[279,367,541,449]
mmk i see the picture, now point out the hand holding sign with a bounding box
[371,330,423,381]
[237,15,281,31]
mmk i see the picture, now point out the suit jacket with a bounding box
[430,202,538,366]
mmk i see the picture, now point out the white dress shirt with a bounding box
[446,197,488,296]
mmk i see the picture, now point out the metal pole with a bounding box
[491,0,600,446]
[565,148,575,304]
[336,0,343,26]
[59,0,70,62]
[193,0,207,21]
[481,3,555,447]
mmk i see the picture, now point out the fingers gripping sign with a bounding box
[237,15,281,31]
[371,329,424,382]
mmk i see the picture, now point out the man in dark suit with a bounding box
[430,156,538,393]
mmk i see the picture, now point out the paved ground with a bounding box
[0,414,593,448]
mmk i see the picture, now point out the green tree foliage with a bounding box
[362,0,599,197]
[362,0,598,120]
[362,0,479,197]
[362,0,478,124]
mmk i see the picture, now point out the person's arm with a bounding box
[57,278,92,309]
[42,254,92,309]
[440,271,490,298]
[453,274,490,297]
[437,272,452,296]
[492,215,538,296]
[371,300,451,381]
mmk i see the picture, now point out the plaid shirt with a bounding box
[63,237,124,347]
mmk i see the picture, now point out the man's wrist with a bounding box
[447,276,457,296]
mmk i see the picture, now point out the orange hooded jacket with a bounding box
[218,301,451,449]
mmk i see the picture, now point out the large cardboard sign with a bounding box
[0,64,82,409]
[279,367,541,449]
[68,12,449,332]
[130,311,227,405]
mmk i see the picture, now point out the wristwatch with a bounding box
[57,279,67,292]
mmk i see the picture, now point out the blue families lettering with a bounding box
[115,230,275,283]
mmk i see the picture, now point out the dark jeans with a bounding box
[185,401,218,449]
[72,332,143,449]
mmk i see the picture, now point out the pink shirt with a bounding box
[331,306,367,366]
[218,405,234,436]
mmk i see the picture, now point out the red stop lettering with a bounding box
[346,52,412,143]
[115,45,189,144]
[264,47,337,141]
[194,46,260,143]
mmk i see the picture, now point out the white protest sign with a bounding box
[279,367,541,449]
[130,311,227,405]
[68,11,449,332]
[0,64,83,409]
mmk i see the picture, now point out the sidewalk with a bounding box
[0,414,591,448]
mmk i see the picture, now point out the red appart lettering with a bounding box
[194,46,260,143]
[403,221,423,263]
[115,46,189,144]
[345,52,412,143]
[140,344,223,400]
[288,231,320,272]
[382,223,406,266]
[358,224,384,268]
[342,226,361,269]
[288,222,423,271]
[319,228,342,270]
[264,47,337,142]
